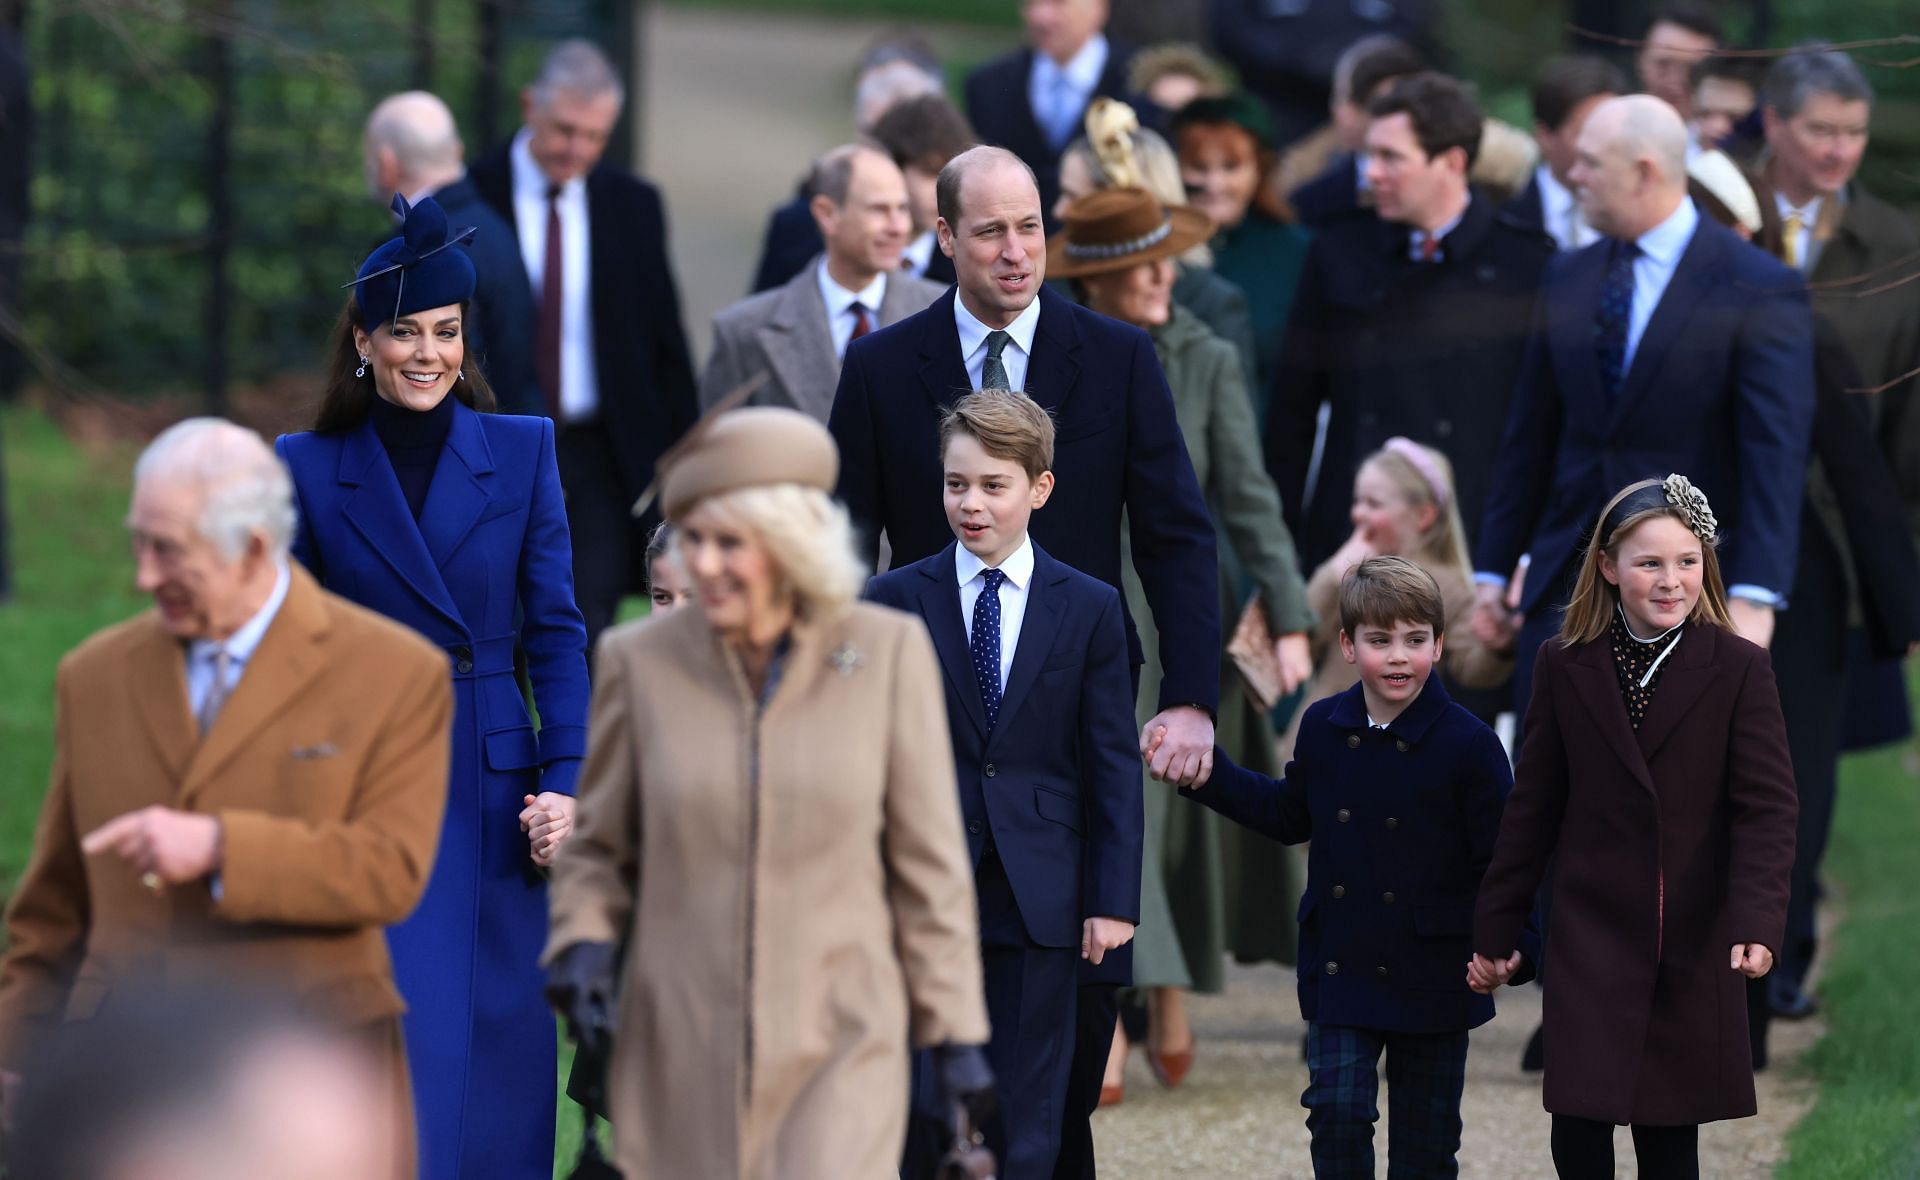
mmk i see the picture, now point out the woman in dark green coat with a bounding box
[1051,186,1315,1099]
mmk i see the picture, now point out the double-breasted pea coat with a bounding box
[1474,624,1798,1125]
[277,402,590,1180]
[546,602,990,1180]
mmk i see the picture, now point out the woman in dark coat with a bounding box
[1472,475,1797,1180]
[277,195,591,1180]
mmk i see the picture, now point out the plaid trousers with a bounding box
[1302,1022,1470,1179]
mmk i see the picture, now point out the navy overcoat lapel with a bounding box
[918,289,973,409]
[1548,244,1610,431]
[337,414,464,630]
[1024,287,1084,421]
[1609,221,1720,431]
[918,545,990,738]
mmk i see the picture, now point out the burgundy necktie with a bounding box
[1418,233,1440,262]
[850,302,873,343]
[536,185,564,419]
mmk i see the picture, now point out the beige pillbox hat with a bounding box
[655,406,840,523]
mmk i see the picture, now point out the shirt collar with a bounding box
[1326,673,1453,743]
[1774,190,1825,222]
[816,258,887,320]
[1632,195,1700,266]
[192,559,291,667]
[903,231,937,274]
[1410,202,1468,255]
[511,127,583,201]
[1033,33,1109,93]
[1536,164,1574,215]
[954,292,1041,368]
[954,534,1035,591]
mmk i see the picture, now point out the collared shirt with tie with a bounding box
[1534,164,1599,252]
[957,536,1035,727]
[1408,205,1467,264]
[1775,192,1826,274]
[510,127,599,421]
[1027,34,1109,151]
[187,560,291,733]
[818,260,887,362]
[955,295,1040,393]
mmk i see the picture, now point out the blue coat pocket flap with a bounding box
[484,727,540,771]
[1033,786,1085,834]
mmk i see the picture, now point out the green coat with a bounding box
[1122,304,1314,990]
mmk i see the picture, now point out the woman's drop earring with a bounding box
[356,356,369,378]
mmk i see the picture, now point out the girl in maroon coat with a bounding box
[1469,475,1797,1179]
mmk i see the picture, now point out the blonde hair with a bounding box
[940,389,1055,479]
[1357,441,1470,578]
[1559,478,1735,645]
[1061,107,1213,267]
[681,483,866,616]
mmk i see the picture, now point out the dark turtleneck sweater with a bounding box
[370,392,455,520]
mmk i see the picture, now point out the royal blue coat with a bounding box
[1188,677,1536,1033]
[277,401,589,1180]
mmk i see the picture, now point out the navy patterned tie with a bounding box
[971,568,1006,728]
[1595,238,1640,401]
[982,330,1012,391]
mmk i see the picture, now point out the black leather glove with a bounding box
[932,1042,996,1128]
[545,941,618,1062]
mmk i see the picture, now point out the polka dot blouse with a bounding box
[1611,610,1684,730]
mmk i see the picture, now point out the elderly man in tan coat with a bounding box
[0,419,452,1178]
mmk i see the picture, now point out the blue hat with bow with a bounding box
[345,194,478,327]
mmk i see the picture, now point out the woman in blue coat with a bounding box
[277,195,590,1180]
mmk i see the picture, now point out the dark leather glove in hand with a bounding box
[545,940,618,1061]
[932,1042,996,1127]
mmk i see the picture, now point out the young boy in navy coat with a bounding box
[1170,556,1536,1178]
[868,390,1142,1178]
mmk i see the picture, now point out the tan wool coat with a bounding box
[547,601,989,1180]
[0,564,452,1173]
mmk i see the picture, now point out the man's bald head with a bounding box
[364,91,465,199]
[1569,94,1690,239]
[934,146,1036,230]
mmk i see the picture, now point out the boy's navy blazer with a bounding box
[866,541,1142,951]
[1189,676,1536,1033]
[830,284,1221,714]
[1477,214,1814,613]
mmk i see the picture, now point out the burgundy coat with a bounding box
[1474,623,1797,1125]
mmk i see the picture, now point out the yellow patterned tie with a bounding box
[1782,211,1806,270]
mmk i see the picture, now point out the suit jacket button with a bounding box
[457,659,474,674]
[1347,734,1361,748]
[1396,739,1409,752]
[1336,808,1351,823]
[1332,885,1346,898]
[985,763,996,777]
[1385,817,1398,829]
[1376,965,1390,977]
[1326,961,1339,975]
[1382,891,1395,904]
[967,822,982,835]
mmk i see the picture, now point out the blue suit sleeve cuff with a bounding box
[1473,572,1509,589]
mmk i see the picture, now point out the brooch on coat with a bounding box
[827,644,864,678]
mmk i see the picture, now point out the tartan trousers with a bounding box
[1303,1022,1470,1179]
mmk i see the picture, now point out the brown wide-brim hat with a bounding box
[1046,187,1214,279]
[653,404,839,524]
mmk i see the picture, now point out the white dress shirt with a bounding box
[1774,191,1826,275]
[955,295,1041,393]
[1535,165,1599,252]
[510,128,600,421]
[187,560,290,721]
[1028,34,1109,148]
[817,260,888,362]
[956,535,1035,694]
[1621,196,1700,377]
[903,231,938,278]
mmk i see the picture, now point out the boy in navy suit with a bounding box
[867,390,1141,1178]
[1168,556,1535,1178]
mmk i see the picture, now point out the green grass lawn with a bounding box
[2,404,1917,1174]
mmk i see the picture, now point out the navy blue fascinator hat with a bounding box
[346,194,478,327]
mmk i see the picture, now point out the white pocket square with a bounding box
[291,742,340,761]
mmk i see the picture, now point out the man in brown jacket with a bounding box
[0,419,453,1176]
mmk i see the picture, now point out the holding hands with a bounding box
[1141,706,1214,787]
[520,792,576,867]
[1466,951,1524,994]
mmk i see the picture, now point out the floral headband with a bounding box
[1601,473,1719,546]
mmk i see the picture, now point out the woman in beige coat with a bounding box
[544,407,993,1180]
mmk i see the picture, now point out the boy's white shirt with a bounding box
[955,533,1035,695]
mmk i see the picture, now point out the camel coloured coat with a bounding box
[546,601,989,1180]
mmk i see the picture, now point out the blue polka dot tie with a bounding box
[972,568,1006,729]
[1595,238,1640,402]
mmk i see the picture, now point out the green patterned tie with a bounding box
[982,329,1012,391]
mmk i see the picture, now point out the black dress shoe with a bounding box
[1770,984,1819,1021]
[1521,1024,1545,1073]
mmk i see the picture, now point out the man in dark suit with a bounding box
[1755,46,1920,1025]
[828,146,1217,1178]
[750,35,946,294]
[1268,73,1554,572]
[1506,56,1625,251]
[1472,95,1815,714]
[963,0,1149,228]
[362,91,543,417]
[1285,36,1426,228]
[469,40,698,652]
